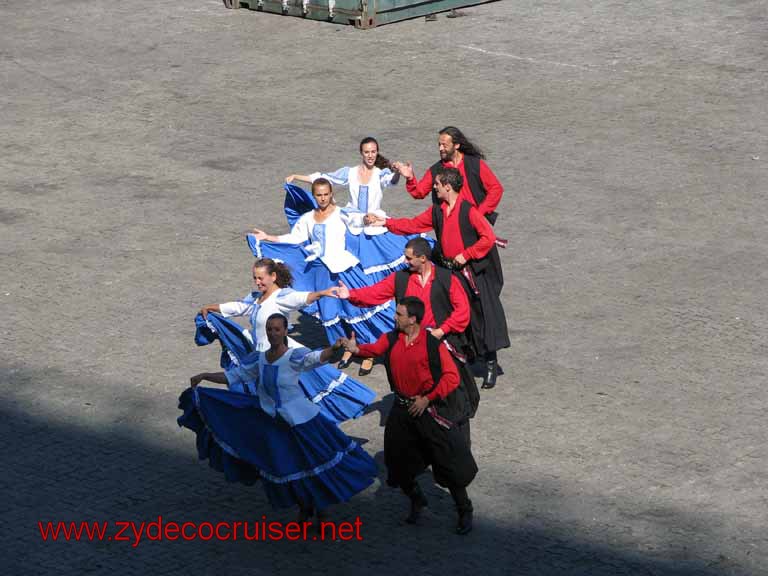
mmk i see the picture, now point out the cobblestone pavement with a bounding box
[1,1,766,574]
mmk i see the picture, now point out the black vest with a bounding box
[383,331,442,397]
[394,266,470,352]
[394,266,452,327]
[382,330,470,424]
[432,201,489,273]
[430,155,498,225]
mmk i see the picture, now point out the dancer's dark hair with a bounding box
[435,166,464,193]
[266,313,289,345]
[398,296,425,324]
[438,126,485,159]
[405,237,432,260]
[360,136,392,170]
[253,258,293,288]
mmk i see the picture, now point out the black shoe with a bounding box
[456,504,473,535]
[358,363,373,377]
[358,359,374,376]
[481,360,498,389]
[405,488,428,524]
[337,357,352,369]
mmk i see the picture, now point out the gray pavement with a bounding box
[1,0,766,574]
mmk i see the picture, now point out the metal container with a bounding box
[230,0,496,28]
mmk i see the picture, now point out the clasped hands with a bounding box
[362,213,387,227]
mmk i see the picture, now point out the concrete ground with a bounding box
[1,0,766,574]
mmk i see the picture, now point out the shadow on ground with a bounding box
[0,364,743,576]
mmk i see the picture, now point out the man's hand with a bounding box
[335,280,350,299]
[408,395,429,417]
[453,253,467,266]
[190,374,204,388]
[342,331,360,355]
[393,161,414,180]
[365,213,387,227]
[285,174,295,183]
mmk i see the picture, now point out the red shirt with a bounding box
[356,330,459,401]
[386,202,496,261]
[405,156,504,216]
[347,263,469,335]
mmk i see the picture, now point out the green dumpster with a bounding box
[231,0,497,28]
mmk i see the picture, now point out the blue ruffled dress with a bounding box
[178,346,378,509]
[248,183,429,343]
[193,312,375,423]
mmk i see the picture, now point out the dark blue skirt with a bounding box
[178,386,378,509]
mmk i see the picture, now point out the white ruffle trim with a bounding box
[310,373,348,404]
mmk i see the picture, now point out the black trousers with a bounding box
[384,402,477,490]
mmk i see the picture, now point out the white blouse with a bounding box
[276,207,359,273]
[309,165,397,236]
[257,347,326,426]
[219,288,310,352]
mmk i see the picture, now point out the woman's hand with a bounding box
[285,175,295,183]
[252,228,272,241]
[200,304,219,319]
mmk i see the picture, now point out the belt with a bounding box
[394,394,413,406]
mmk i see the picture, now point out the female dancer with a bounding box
[251,179,396,376]
[180,314,378,520]
[285,136,399,235]
[198,257,375,420]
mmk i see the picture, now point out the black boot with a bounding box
[404,483,428,524]
[456,502,474,535]
[481,360,498,389]
[450,486,474,535]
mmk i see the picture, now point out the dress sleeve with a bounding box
[356,332,391,358]
[461,207,497,261]
[405,168,434,199]
[219,293,256,317]
[385,207,434,235]
[277,213,311,244]
[275,289,310,312]
[379,168,398,189]
[476,160,504,215]
[288,347,325,372]
[309,166,350,186]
